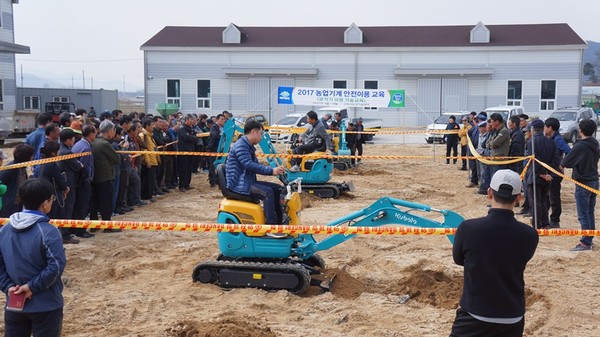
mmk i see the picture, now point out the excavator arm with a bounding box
[293,197,463,259]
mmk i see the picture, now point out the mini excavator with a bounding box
[192,167,463,294]
[214,118,354,199]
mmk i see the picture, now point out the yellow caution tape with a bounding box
[534,159,600,195]
[0,152,92,171]
[0,218,596,236]
[266,127,459,135]
[466,136,530,166]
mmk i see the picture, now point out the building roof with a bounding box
[141,23,586,49]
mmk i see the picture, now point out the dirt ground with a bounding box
[1,143,599,336]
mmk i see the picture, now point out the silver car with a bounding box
[549,107,598,143]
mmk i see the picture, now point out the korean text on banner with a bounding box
[278,86,405,108]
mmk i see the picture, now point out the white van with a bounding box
[484,106,525,122]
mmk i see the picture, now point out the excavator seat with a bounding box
[216,164,259,204]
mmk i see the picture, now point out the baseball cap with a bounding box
[490,169,522,198]
[0,149,7,160]
[523,122,532,132]
[357,117,363,121]
[531,119,544,129]
[70,121,83,134]
[477,121,487,128]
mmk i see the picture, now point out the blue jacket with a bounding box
[25,128,45,153]
[0,210,66,313]
[226,136,273,195]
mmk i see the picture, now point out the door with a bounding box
[247,77,294,125]
[417,78,468,125]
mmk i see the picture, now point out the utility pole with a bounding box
[82,70,85,89]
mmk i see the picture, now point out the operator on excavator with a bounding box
[290,110,333,172]
[226,121,286,224]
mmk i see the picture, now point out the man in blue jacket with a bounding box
[226,121,285,224]
[0,178,67,336]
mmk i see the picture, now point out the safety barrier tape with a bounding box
[0,218,596,236]
[466,136,530,166]
[534,158,600,196]
[0,152,92,172]
[267,127,460,135]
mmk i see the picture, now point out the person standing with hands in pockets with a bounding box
[0,178,67,337]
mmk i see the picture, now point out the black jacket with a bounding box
[561,137,600,183]
[208,124,222,152]
[453,208,538,318]
[177,124,198,152]
[508,127,525,157]
[525,132,559,185]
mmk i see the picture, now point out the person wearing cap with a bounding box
[319,113,332,129]
[561,119,600,251]
[451,169,538,336]
[465,114,487,188]
[475,121,491,195]
[524,119,559,230]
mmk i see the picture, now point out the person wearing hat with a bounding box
[465,114,488,188]
[450,169,539,337]
[475,121,491,194]
[319,113,332,129]
[524,119,559,229]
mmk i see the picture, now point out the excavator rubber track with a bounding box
[300,181,355,199]
[192,260,311,294]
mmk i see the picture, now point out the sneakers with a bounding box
[74,231,95,238]
[289,165,301,172]
[465,182,477,188]
[550,223,561,229]
[571,243,592,251]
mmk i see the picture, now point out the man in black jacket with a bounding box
[525,119,559,229]
[561,119,600,251]
[444,116,460,165]
[507,115,525,174]
[177,114,199,192]
[450,169,538,337]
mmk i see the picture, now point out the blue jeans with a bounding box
[575,180,599,246]
[250,181,283,224]
[478,162,491,192]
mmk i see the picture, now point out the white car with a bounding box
[269,113,308,143]
[425,112,470,144]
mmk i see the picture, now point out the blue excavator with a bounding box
[192,165,464,294]
[214,118,354,198]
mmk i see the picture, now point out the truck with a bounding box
[0,102,76,143]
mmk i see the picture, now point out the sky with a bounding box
[13,0,600,92]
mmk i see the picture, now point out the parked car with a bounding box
[425,112,471,144]
[234,113,269,128]
[269,113,307,143]
[549,107,598,143]
[484,106,525,123]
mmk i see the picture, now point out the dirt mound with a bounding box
[166,318,277,337]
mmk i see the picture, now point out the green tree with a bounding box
[584,62,598,83]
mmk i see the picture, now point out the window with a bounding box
[507,80,522,106]
[52,96,69,103]
[197,79,211,109]
[540,80,556,112]
[167,79,180,106]
[24,96,40,110]
[364,80,378,110]
[333,80,347,89]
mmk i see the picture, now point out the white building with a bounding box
[141,22,586,126]
[0,0,30,137]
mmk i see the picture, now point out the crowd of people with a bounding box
[0,109,236,245]
[452,110,599,251]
